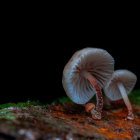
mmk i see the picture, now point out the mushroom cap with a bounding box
[104,70,137,101]
[62,48,114,104]
[85,103,95,112]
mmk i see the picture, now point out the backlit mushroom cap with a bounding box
[104,70,137,101]
[62,48,114,104]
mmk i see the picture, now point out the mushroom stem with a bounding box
[83,71,103,114]
[117,82,134,120]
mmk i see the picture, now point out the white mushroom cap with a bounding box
[62,48,114,104]
[104,70,137,101]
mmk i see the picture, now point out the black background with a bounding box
[1,13,140,104]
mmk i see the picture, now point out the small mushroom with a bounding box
[85,103,95,113]
[104,70,137,120]
[62,48,114,119]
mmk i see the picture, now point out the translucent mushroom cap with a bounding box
[104,70,137,101]
[62,48,114,104]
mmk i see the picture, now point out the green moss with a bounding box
[129,90,140,105]
[52,97,73,105]
[0,103,17,109]
[0,100,49,119]
[0,109,16,120]
[0,100,47,109]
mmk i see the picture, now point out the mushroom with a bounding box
[104,70,137,120]
[85,103,95,113]
[62,48,114,119]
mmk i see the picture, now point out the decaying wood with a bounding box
[0,103,140,140]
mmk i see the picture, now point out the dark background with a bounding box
[1,13,140,104]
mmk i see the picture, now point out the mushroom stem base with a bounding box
[91,108,101,119]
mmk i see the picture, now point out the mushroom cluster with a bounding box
[62,48,137,120]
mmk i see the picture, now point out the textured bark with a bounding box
[0,103,140,140]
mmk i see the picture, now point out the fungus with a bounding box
[104,70,137,120]
[85,103,95,113]
[62,48,114,119]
